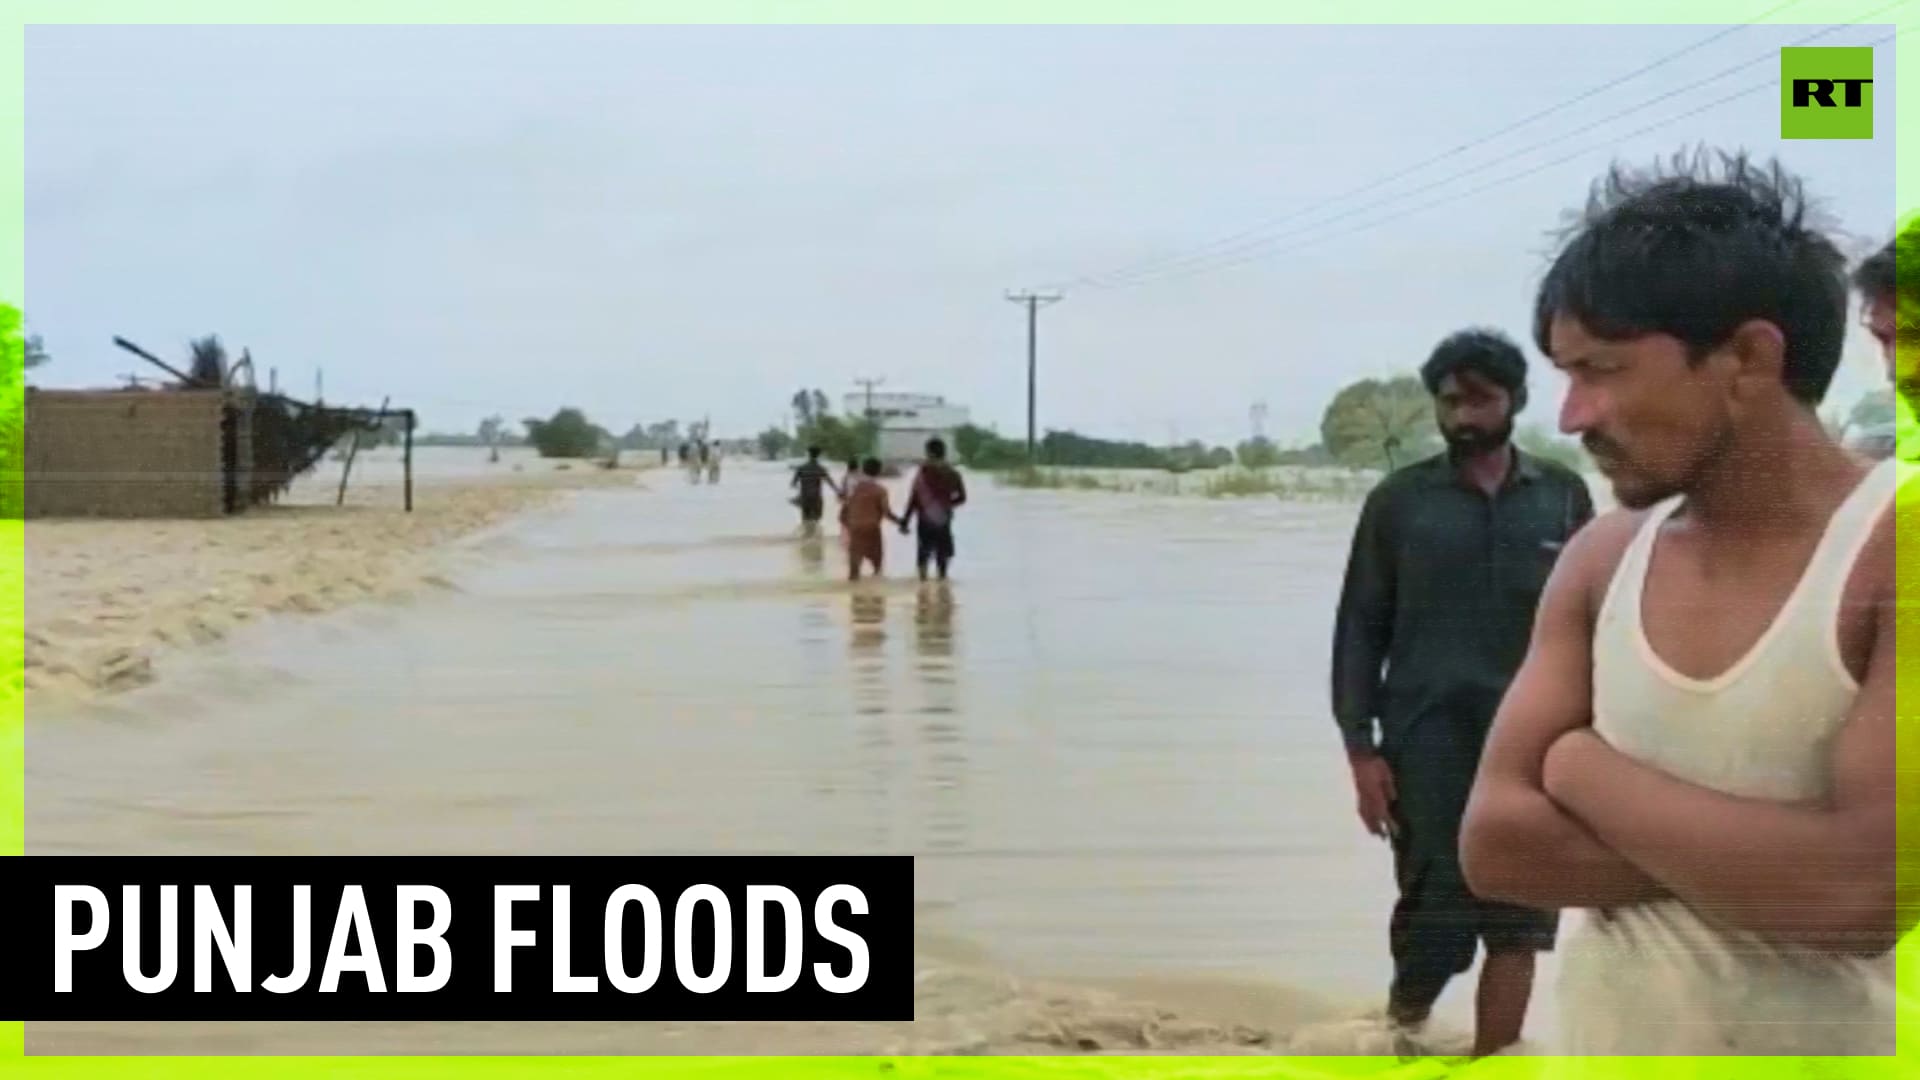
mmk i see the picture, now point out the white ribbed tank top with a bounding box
[1554,457,1900,1059]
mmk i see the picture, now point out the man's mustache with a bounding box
[1582,434,1622,459]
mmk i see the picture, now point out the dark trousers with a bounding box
[1383,735,1557,1016]
[916,520,955,566]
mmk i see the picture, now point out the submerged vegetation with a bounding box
[994,463,1379,502]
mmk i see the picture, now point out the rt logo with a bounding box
[1781,47,1874,139]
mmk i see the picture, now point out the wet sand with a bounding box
[26,453,1536,1057]
[23,449,640,704]
[28,914,1458,1057]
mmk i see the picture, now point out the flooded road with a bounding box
[27,459,1553,1052]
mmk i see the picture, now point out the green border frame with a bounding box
[0,2,1911,1077]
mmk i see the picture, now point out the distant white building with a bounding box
[844,391,971,463]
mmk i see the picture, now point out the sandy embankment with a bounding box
[29,920,1485,1057]
[23,457,642,705]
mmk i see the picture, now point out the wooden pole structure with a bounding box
[111,336,195,384]
[404,410,415,513]
[336,396,390,506]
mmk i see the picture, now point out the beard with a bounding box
[1442,417,1513,455]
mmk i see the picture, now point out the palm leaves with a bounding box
[186,334,228,387]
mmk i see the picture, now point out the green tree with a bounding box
[1043,430,1173,469]
[1320,375,1440,471]
[796,414,875,464]
[790,388,833,429]
[522,407,604,458]
[1276,443,1336,467]
[758,426,795,460]
[476,415,506,461]
[1236,436,1282,469]
[23,333,48,370]
[953,423,1025,468]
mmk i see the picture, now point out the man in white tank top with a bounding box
[1459,150,1912,1061]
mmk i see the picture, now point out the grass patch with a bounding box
[1199,468,1376,502]
[990,465,1375,502]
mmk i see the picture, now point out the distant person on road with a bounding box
[791,445,842,538]
[899,437,968,581]
[708,444,723,484]
[842,457,902,582]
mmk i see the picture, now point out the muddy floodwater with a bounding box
[27,457,1562,1053]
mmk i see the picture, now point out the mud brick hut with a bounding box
[23,337,409,519]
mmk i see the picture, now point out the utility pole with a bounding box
[851,376,886,421]
[1006,291,1062,462]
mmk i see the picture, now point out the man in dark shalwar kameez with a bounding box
[1329,328,1594,1058]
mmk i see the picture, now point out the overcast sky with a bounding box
[23,24,1899,446]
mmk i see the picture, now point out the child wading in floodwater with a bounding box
[841,457,902,581]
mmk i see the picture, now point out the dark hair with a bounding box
[1531,148,1849,406]
[806,445,821,458]
[1853,239,1895,302]
[925,437,947,458]
[1420,328,1528,410]
[861,457,882,476]
[1860,218,1920,312]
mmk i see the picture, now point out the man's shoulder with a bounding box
[1557,504,1656,603]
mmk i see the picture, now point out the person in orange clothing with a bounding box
[841,457,903,581]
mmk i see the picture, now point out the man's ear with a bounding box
[1725,319,1788,397]
[1511,382,1530,414]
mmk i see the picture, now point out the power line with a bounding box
[1057,0,1862,290]
[1079,15,1910,292]
[1033,0,1900,292]
[1084,21,1913,293]
[851,375,886,420]
[1087,5,1908,290]
[1005,291,1063,462]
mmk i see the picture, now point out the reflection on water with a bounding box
[913,586,967,856]
[27,459,1521,1049]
